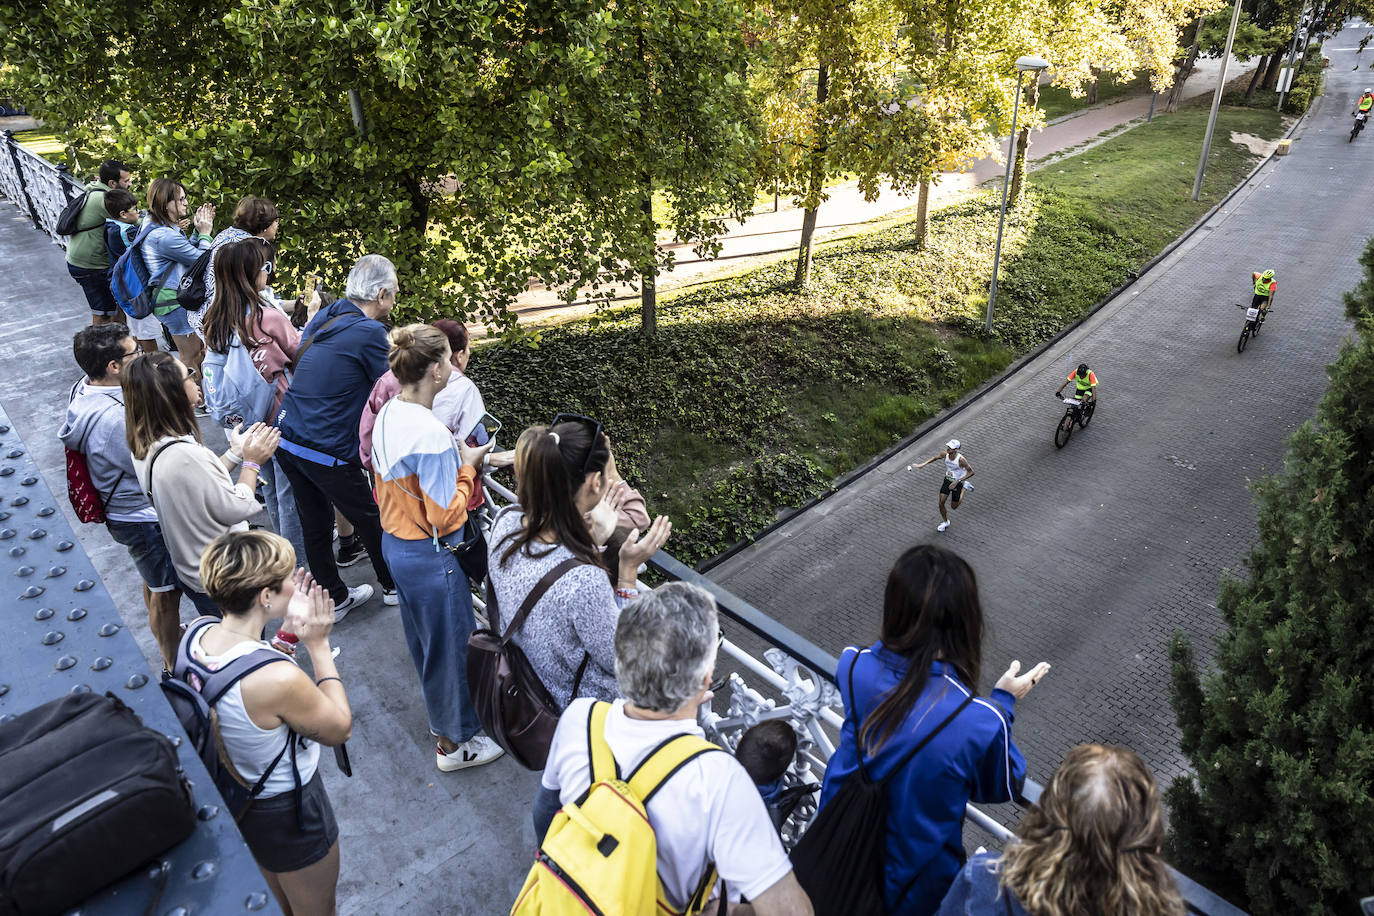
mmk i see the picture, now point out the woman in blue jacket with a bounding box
[143,177,214,380]
[818,545,1052,915]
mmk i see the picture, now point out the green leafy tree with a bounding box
[0,0,756,334]
[1168,242,1374,914]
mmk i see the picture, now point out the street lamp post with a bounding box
[986,55,1051,335]
[1190,0,1244,201]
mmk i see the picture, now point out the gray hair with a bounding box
[344,254,397,303]
[615,582,718,713]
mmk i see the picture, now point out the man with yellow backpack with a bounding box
[514,582,813,915]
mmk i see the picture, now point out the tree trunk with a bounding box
[914,178,931,250]
[640,176,656,336]
[1261,51,1284,90]
[1008,79,1039,208]
[1244,56,1267,100]
[1165,25,1201,113]
[794,63,829,288]
[1086,68,1100,105]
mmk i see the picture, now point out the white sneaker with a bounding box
[382,586,399,607]
[437,735,505,772]
[961,481,973,492]
[332,584,374,623]
[937,521,951,532]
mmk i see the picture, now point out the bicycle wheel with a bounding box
[1237,324,1250,353]
[1055,412,1074,448]
[1080,400,1096,428]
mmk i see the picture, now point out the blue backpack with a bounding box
[202,332,276,429]
[108,222,172,319]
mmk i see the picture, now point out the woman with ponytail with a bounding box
[816,544,1051,915]
[371,325,502,772]
[201,239,305,569]
[487,417,671,710]
[938,744,1185,916]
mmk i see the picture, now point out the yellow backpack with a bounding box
[511,702,724,916]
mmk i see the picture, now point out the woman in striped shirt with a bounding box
[370,324,501,772]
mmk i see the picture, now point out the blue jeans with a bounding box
[256,457,308,570]
[381,532,482,743]
[67,262,117,314]
[154,304,194,336]
[105,519,180,591]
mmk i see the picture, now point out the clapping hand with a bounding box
[230,422,281,464]
[618,516,672,577]
[586,480,630,546]
[283,570,336,649]
[995,659,1051,700]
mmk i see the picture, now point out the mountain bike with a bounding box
[1236,301,1268,352]
[1053,394,1095,448]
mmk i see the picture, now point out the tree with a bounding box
[1168,242,1374,914]
[0,0,756,335]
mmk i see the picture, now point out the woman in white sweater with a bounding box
[124,350,279,615]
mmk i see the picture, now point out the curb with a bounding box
[699,102,1311,573]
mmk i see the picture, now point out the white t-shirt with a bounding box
[542,698,793,909]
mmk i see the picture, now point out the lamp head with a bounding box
[1015,56,1052,72]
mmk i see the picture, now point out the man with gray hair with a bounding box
[536,582,813,915]
[275,254,400,619]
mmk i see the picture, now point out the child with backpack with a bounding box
[102,189,163,354]
[171,530,349,916]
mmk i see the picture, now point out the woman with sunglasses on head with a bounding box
[124,350,280,616]
[487,416,671,712]
[370,325,502,772]
[938,744,1185,916]
[202,239,307,569]
[193,195,283,339]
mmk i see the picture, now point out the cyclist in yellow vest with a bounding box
[1056,363,1097,405]
[1358,89,1373,114]
[1251,269,1277,314]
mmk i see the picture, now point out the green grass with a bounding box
[464,99,1286,566]
[12,129,64,158]
[1039,72,1152,121]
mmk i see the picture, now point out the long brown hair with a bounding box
[498,420,610,569]
[999,744,1186,916]
[145,178,185,227]
[858,544,983,754]
[123,351,200,459]
[202,240,268,354]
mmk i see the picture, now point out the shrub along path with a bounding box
[474,100,1288,566]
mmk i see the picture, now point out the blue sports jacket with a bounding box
[818,646,1027,915]
[276,299,389,463]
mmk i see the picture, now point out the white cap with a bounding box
[946,439,960,450]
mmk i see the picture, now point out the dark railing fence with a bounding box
[0,129,82,245]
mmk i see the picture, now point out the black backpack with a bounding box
[159,617,301,822]
[174,246,215,312]
[788,656,972,916]
[55,189,98,238]
[0,691,195,916]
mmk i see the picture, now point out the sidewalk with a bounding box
[710,36,1361,793]
[513,55,1263,324]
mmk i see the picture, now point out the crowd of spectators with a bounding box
[51,162,1192,916]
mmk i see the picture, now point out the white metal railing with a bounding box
[0,129,82,246]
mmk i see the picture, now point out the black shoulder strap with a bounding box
[144,438,189,507]
[500,557,583,644]
[289,313,344,373]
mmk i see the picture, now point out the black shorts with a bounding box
[1251,293,1270,309]
[237,770,338,874]
[940,478,966,500]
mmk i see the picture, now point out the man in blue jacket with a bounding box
[275,254,398,619]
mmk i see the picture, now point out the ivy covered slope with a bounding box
[1167,242,1374,915]
[466,103,1284,567]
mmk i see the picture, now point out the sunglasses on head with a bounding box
[551,413,604,475]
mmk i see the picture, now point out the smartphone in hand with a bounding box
[465,412,502,448]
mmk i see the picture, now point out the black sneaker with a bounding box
[336,534,365,567]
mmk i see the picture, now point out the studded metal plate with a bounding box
[0,406,279,914]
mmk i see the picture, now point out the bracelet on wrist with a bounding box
[242,460,261,473]
[315,676,342,688]
[224,450,243,467]
[615,587,639,600]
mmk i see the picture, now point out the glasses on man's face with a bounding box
[551,413,604,474]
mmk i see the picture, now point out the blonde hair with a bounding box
[387,323,449,385]
[999,744,1186,916]
[200,531,296,615]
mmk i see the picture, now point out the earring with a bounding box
[264,601,272,614]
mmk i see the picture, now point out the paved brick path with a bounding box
[713,39,1369,794]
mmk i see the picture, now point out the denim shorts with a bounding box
[238,770,338,874]
[105,519,179,592]
[67,263,118,314]
[154,304,194,336]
